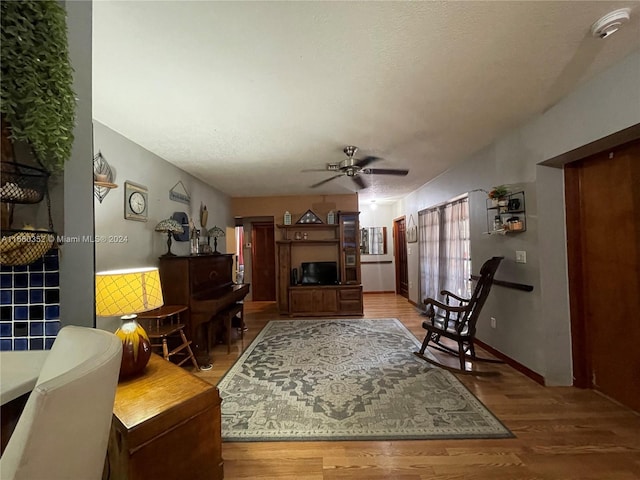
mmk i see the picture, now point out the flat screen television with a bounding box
[300,261,338,285]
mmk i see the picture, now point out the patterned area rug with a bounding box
[218,319,512,442]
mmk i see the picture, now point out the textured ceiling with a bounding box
[93,1,640,203]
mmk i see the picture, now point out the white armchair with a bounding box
[0,326,122,480]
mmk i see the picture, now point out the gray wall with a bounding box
[93,122,232,330]
[401,51,640,385]
[59,0,95,328]
[359,203,396,293]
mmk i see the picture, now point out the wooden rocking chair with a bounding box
[414,256,503,374]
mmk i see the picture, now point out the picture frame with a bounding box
[345,253,356,266]
[124,181,148,222]
[407,226,418,243]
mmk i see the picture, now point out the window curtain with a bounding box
[440,199,471,298]
[235,226,245,283]
[235,227,244,266]
[418,197,470,305]
[419,208,440,306]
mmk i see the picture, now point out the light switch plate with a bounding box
[516,250,527,264]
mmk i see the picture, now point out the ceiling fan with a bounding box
[306,146,409,190]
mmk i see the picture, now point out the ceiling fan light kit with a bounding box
[591,8,631,39]
[308,145,409,190]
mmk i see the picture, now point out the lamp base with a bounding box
[115,316,152,379]
[163,232,176,257]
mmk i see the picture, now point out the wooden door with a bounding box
[251,222,276,301]
[565,140,640,412]
[393,217,409,298]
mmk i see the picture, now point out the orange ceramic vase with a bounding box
[115,319,152,378]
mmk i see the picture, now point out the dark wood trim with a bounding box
[381,226,388,255]
[541,123,640,168]
[393,216,409,298]
[564,162,590,388]
[471,275,533,292]
[361,260,393,265]
[474,338,545,385]
[363,290,396,294]
[407,298,419,308]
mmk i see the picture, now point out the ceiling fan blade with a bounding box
[310,174,344,188]
[301,168,331,172]
[352,175,366,190]
[364,168,409,176]
[354,156,381,168]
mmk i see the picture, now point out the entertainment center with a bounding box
[276,211,363,316]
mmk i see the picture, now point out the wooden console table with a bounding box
[103,354,223,480]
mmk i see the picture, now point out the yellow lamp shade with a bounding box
[96,267,163,379]
[95,267,163,317]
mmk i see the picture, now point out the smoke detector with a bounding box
[591,8,631,38]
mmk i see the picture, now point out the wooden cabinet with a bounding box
[289,286,337,315]
[339,211,361,284]
[338,285,364,314]
[288,285,363,316]
[104,355,223,480]
[276,212,363,316]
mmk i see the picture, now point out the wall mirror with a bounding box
[360,227,387,255]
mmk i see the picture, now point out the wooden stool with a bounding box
[137,305,199,369]
[211,302,244,354]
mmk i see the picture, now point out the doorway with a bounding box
[565,139,640,412]
[393,217,408,298]
[251,222,276,301]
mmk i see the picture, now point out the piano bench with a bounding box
[211,302,244,354]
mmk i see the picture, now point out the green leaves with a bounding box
[1,0,76,174]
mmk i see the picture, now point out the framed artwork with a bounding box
[124,181,148,222]
[407,226,418,243]
[345,253,357,266]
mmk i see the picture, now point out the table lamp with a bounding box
[95,267,164,378]
[155,218,184,257]
[208,225,225,254]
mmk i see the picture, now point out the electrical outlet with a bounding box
[515,250,527,264]
[490,317,497,329]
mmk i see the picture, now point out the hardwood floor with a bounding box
[193,293,640,480]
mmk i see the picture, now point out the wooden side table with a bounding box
[103,355,223,480]
[137,305,199,369]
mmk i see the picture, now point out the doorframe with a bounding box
[564,163,590,388]
[393,216,408,297]
[249,219,276,302]
[563,133,640,388]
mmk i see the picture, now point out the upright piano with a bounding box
[159,254,250,366]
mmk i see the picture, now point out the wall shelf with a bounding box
[486,191,526,234]
[93,151,117,203]
[277,239,339,245]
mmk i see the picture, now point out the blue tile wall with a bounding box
[0,249,61,351]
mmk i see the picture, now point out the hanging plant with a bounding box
[1,0,76,174]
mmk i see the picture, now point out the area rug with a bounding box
[218,318,512,442]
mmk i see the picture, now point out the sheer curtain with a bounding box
[418,197,471,305]
[419,208,440,306]
[441,199,471,298]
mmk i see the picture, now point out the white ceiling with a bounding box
[93,1,640,203]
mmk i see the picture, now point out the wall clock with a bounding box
[124,181,148,222]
